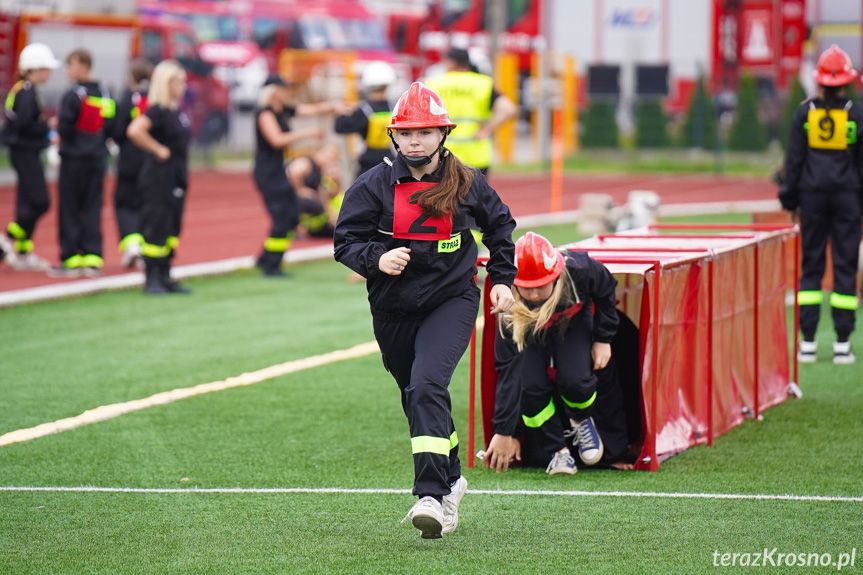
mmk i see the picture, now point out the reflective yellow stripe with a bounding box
[797,291,823,306]
[299,212,329,233]
[7,221,26,239]
[830,292,859,310]
[411,435,452,455]
[562,391,596,410]
[63,254,83,269]
[4,80,24,111]
[522,399,556,428]
[141,243,170,258]
[449,431,458,450]
[87,96,116,119]
[166,236,179,249]
[329,192,344,214]
[118,233,144,252]
[80,254,103,268]
[14,239,33,253]
[264,237,290,252]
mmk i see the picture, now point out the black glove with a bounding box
[778,186,799,211]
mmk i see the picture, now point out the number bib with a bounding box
[393,182,452,240]
[807,108,849,150]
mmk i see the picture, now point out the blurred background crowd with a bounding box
[2,0,859,167]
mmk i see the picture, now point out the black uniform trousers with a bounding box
[9,148,50,243]
[256,178,300,240]
[114,173,142,242]
[798,189,863,340]
[372,288,479,499]
[140,162,185,257]
[58,156,105,262]
[518,319,598,468]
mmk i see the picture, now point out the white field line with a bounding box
[0,341,380,448]
[0,317,486,448]
[0,485,860,503]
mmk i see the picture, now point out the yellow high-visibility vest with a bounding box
[426,71,494,168]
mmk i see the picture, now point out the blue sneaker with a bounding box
[572,417,604,466]
[546,448,576,475]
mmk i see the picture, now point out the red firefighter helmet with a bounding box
[386,82,457,130]
[514,232,565,288]
[813,44,858,87]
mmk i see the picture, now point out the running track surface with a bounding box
[0,169,777,293]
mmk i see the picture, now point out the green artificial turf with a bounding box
[0,222,860,574]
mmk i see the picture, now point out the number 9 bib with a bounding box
[807,108,849,150]
[393,182,453,240]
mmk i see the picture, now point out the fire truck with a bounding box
[139,0,409,106]
[0,2,230,141]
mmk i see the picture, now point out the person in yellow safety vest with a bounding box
[424,48,518,176]
[780,44,863,364]
[0,43,60,271]
[425,48,519,247]
[334,61,397,177]
[48,48,116,278]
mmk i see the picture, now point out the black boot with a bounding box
[143,258,169,295]
[160,259,192,294]
[255,250,285,277]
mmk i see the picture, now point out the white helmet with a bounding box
[361,61,396,89]
[18,43,60,71]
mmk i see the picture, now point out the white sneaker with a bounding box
[121,242,142,269]
[797,340,817,363]
[441,476,468,535]
[833,341,856,364]
[401,496,444,539]
[0,234,17,265]
[10,251,50,271]
[546,447,577,475]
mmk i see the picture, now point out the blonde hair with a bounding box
[500,266,580,352]
[148,60,185,109]
[258,84,281,110]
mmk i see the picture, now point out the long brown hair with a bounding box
[409,131,475,217]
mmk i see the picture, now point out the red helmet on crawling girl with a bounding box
[387,82,456,168]
[514,232,565,288]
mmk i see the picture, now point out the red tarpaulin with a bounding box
[471,224,799,471]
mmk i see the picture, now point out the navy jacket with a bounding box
[334,153,517,319]
[492,250,619,435]
[57,81,113,159]
[782,97,863,209]
[1,80,49,151]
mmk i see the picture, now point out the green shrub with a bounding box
[581,99,619,148]
[634,100,671,148]
[679,76,718,149]
[727,73,768,151]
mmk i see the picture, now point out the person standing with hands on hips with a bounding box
[127,60,192,295]
[334,82,517,539]
[0,43,60,271]
[780,44,863,364]
[485,232,619,476]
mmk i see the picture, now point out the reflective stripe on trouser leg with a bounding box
[141,242,171,258]
[7,222,26,240]
[522,399,556,428]
[80,254,103,268]
[797,290,823,340]
[118,233,144,253]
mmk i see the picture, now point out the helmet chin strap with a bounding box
[388,129,450,169]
